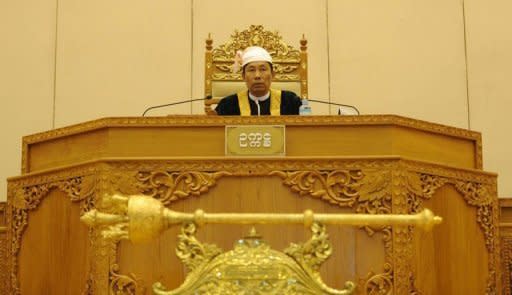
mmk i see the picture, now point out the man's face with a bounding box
[243,61,274,97]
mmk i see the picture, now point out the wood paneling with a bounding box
[6,116,499,294]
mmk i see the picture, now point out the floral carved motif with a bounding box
[7,158,497,294]
[176,223,223,272]
[359,262,393,295]
[135,171,231,205]
[212,25,300,63]
[109,263,145,295]
[7,176,95,295]
[272,169,397,292]
[271,169,392,214]
[401,171,499,294]
[285,223,332,273]
[501,235,512,295]
[212,72,241,80]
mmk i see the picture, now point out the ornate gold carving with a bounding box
[211,25,301,63]
[82,195,441,242]
[398,168,499,294]
[89,227,117,295]
[284,222,332,272]
[154,224,356,295]
[110,263,145,295]
[271,169,392,215]
[211,60,299,81]
[273,64,298,74]
[274,74,300,80]
[212,72,241,80]
[176,223,223,271]
[21,115,482,154]
[360,262,393,295]
[501,234,512,295]
[214,64,232,73]
[135,171,231,205]
[454,180,499,294]
[98,168,142,198]
[8,156,497,293]
[390,169,412,295]
[82,194,445,294]
[7,176,96,295]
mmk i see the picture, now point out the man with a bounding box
[215,46,302,116]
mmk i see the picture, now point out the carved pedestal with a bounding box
[4,115,500,294]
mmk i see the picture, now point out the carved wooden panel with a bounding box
[6,158,500,294]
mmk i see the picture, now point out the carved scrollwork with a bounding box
[99,169,142,198]
[214,64,232,73]
[400,171,499,294]
[271,169,391,215]
[7,176,96,294]
[135,171,231,205]
[409,272,423,295]
[360,263,393,295]
[13,176,96,213]
[212,25,300,62]
[454,180,493,207]
[176,223,222,272]
[274,74,300,80]
[157,224,356,295]
[404,173,447,213]
[212,72,242,80]
[110,264,145,295]
[500,235,512,295]
[273,64,298,74]
[284,223,332,272]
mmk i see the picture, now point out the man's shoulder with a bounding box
[215,93,241,115]
[217,93,239,106]
[220,93,239,101]
[279,90,300,101]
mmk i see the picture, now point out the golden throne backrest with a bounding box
[204,25,308,115]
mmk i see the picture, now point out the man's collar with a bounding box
[248,91,270,102]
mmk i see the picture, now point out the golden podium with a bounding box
[5,115,500,294]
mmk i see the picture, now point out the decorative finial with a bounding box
[206,33,213,51]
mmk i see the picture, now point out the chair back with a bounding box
[204,25,308,115]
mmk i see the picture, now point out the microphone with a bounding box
[300,98,360,115]
[142,96,212,116]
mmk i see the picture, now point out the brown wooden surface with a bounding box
[17,190,90,294]
[415,186,488,294]
[6,115,498,295]
[117,176,378,290]
[21,115,482,174]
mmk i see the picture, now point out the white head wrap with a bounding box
[232,46,272,73]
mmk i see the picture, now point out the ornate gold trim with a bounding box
[211,25,301,63]
[7,157,497,293]
[7,176,96,295]
[271,169,392,215]
[21,115,481,145]
[21,115,483,173]
[501,234,512,295]
[12,157,495,187]
[359,262,394,294]
[109,263,145,294]
[397,167,499,294]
